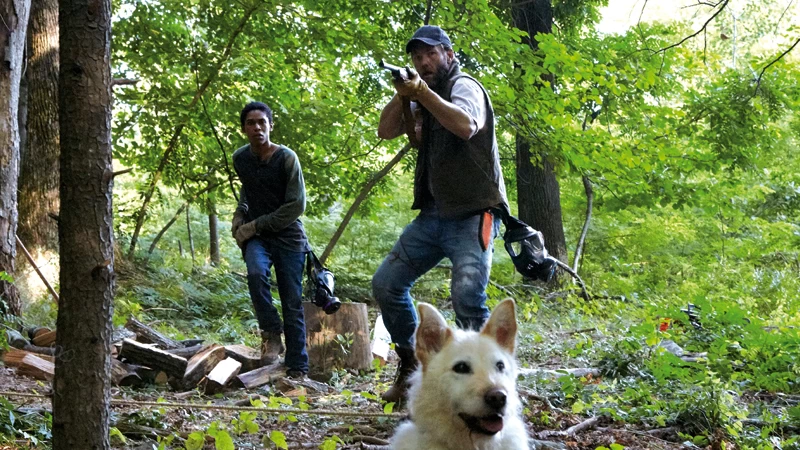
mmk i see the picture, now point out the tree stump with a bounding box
[303,302,372,375]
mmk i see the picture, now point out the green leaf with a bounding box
[269,430,288,449]
[214,430,235,450]
[184,431,205,450]
[109,427,127,444]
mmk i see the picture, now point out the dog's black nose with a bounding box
[484,389,507,411]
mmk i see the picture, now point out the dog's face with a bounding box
[414,299,519,436]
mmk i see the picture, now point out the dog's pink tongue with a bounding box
[480,417,504,433]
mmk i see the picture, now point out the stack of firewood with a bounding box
[2,317,296,393]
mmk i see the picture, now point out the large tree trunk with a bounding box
[0,0,32,316]
[512,0,568,264]
[53,0,114,447]
[17,0,60,301]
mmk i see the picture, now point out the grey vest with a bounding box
[412,65,508,219]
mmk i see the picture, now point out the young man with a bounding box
[232,101,310,378]
[373,26,509,403]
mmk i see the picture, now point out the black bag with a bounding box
[497,208,557,282]
[306,251,341,314]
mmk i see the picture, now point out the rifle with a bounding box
[379,60,412,81]
[378,60,420,148]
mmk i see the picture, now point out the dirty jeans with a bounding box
[244,237,309,373]
[371,209,500,350]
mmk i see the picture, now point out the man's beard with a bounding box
[428,62,452,90]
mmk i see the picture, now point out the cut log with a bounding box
[5,330,55,356]
[135,366,169,385]
[182,344,226,388]
[204,358,242,394]
[118,338,188,378]
[3,348,55,366]
[125,317,180,349]
[166,344,205,360]
[236,362,285,389]
[27,327,51,340]
[224,344,262,372]
[303,302,372,374]
[180,339,205,347]
[17,353,55,381]
[111,359,143,387]
[111,327,137,345]
[275,376,331,394]
[32,329,57,347]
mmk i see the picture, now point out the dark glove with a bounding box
[392,68,428,99]
[231,211,245,238]
[234,220,257,248]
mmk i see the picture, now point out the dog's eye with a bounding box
[496,361,505,372]
[452,362,472,374]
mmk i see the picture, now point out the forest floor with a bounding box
[0,329,690,450]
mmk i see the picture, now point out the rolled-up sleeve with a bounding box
[450,79,487,139]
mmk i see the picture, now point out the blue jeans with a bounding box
[372,209,500,350]
[244,237,309,373]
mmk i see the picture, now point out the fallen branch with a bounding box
[518,387,566,414]
[537,416,600,439]
[559,327,597,336]
[351,436,390,446]
[489,279,515,297]
[553,259,590,300]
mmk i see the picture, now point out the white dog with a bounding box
[390,299,530,450]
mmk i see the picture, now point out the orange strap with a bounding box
[479,210,493,251]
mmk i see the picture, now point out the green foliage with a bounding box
[0,397,52,448]
[95,1,800,449]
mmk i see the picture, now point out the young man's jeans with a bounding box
[244,237,309,373]
[372,209,500,350]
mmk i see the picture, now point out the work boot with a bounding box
[381,346,418,404]
[260,330,285,365]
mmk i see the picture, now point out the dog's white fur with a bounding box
[390,299,529,450]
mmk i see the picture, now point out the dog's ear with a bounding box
[481,298,518,354]
[415,302,452,367]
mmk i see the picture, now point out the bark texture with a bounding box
[18,0,60,258]
[0,0,31,315]
[52,0,114,448]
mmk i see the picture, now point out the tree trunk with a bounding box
[18,0,60,287]
[0,0,31,317]
[186,205,195,261]
[53,0,114,447]
[208,210,220,266]
[512,0,568,264]
[303,302,372,376]
[147,181,222,255]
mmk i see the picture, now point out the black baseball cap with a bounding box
[405,25,452,53]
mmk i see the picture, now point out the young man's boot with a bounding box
[260,330,285,365]
[381,346,418,404]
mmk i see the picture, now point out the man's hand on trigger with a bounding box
[393,68,427,99]
[234,220,257,248]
